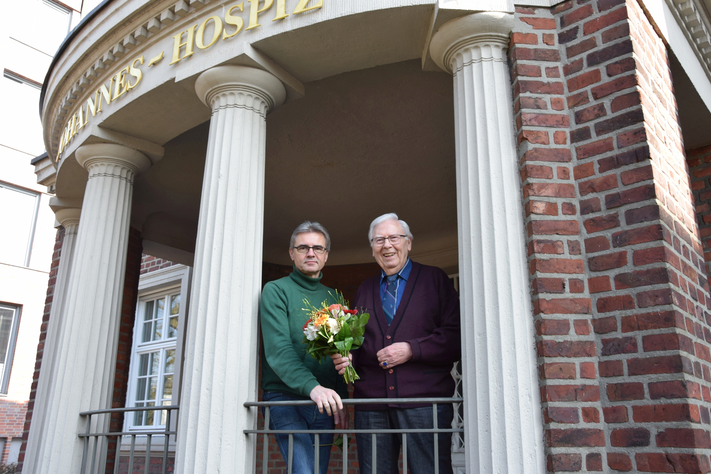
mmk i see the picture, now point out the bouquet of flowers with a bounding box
[302,291,369,384]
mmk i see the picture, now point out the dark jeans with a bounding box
[262,391,334,474]
[355,405,454,474]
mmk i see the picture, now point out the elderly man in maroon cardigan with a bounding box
[334,213,461,474]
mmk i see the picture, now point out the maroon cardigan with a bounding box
[352,261,461,410]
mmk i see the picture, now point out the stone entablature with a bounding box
[663,0,711,77]
[42,0,431,168]
[40,0,711,188]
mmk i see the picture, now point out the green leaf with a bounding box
[334,337,352,355]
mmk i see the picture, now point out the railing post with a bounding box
[145,434,152,474]
[113,434,121,474]
[313,434,319,474]
[371,433,376,474]
[80,413,90,474]
[433,402,439,474]
[162,408,171,474]
[262,408,270,474]
[342,433,348,474]
[287,434,294,473]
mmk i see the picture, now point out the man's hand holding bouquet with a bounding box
[302,291,369,384]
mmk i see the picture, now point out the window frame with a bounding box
[3,70,42,90]
[9,0,73,57]
[0,304,22,395]
[0,181,41,267]
[123,264,191,440]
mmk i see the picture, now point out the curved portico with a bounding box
[28,1,548,472]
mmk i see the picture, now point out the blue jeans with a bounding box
[262,392,334,474]
[355,405,453,474]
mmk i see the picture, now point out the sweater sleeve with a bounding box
[260,282,320,397]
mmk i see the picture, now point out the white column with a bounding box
[175,66,285,473]
[431,12,545,474]
[23,208,80,474]
[30,144,150,473]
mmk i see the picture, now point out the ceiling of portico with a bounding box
[131,59,459,269]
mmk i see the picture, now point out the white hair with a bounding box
[367,213,413,245]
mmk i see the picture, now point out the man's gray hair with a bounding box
[290,221,331,250]
[367,213,413,245]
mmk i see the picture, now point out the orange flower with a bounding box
[314,310,330,328]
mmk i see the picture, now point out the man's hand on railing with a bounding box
[330,352,352,375]
[309,385,346,425]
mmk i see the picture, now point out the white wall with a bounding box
[0,1,83,457]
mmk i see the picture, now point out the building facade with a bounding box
[0,0,93,467]
[19,0,711,472]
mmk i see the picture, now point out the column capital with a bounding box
[75,143,151,176]
[195,65,286,113]
[54,208,81,228]
[430,11,514,74]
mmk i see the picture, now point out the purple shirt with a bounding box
[352,261,461,410]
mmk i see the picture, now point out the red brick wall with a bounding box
[140,255,176,275]
[17,226,64,471]
[512,5,603,471]
[513,0,711,471]
[0,400,28,464]
[105,228,143,473]
[691,144,711,275]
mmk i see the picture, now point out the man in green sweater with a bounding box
[260,221,348,474]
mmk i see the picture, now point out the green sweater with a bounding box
[260,267,348,399]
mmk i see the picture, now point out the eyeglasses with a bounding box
[371,234,407,246]
[292,245,328,255]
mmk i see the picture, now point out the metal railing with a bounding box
[244,397,464,474]
[78,405,178,474]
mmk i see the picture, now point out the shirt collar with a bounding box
[380,259,412,283]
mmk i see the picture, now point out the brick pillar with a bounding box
[513,0,711,471]
[104,227,142,473]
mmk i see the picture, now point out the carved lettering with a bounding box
[127,56,144,90]
[76,105,86,132]
[196,16,222,49]
[56,56,145,161]
[169,25,197,65]
[113,66,130,100]
[293,0,322,15]
[94,79,113,113]
[273,0,288,21]
[246,0,274,30]
[223,3,245,39]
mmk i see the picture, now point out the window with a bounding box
[125,264,191,433]
[0,304,22,394]
[9,0,73,56]
[131,292,180,428]
[0,182,40,267]
[3,70,42,90]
